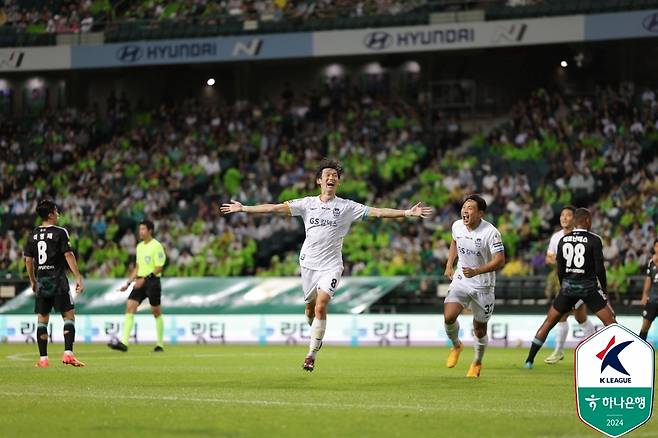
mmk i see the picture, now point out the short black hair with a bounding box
[463,194,487,212]
[574,208,591,225]
[139,219,155,233]
[561,205,576,214]
[315,158,343,180]
[36,200,57,220]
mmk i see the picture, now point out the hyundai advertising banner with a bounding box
[70,33,313,69]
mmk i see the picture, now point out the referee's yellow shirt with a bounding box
[136,239,166,277]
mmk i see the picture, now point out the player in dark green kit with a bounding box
[524,208,617,368]
[639,239,658,340]
[23,200,86,368]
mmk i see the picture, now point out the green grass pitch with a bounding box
[0,344,655,437]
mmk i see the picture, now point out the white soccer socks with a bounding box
[474,335,488,364]
[308,319,326,359]
[580,319,595,337]
[554,321,568,354]
[444,321,461,347]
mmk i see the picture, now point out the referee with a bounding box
[108,219,166,352]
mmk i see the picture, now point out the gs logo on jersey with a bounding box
[333,208,340,218]
[475,238,482,248]
[145,256,152,263]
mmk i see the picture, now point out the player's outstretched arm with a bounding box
[368,202,432,219]
[64,251,84,293]
[220,200,291,216]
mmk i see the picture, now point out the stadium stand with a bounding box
[4,0,658,46]
[1,81,656,312]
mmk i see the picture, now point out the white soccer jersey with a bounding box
[286,196,368,271]
[450,219,504,288]
[547,229,565,256]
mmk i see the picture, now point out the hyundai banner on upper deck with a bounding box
[2,10,658,72]
[0,46,70,72]
[71,33,313,69]
[585,9,658,41]
[312,15,584,57]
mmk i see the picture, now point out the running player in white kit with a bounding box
[443,195,505,377]
[221,158,432,371]
[543,206,595,365]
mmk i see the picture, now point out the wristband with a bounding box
[404,209,412,217]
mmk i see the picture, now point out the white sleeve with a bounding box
[488,228,504,254]
[451,221,458,241]
[547,234,559,256]
[346,200,368,223]
[286,197,308,218]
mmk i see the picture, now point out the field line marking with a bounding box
[0,390,573,415]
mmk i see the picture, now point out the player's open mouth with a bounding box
[327,182,335,188]
[462,214,469,221]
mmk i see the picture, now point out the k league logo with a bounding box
[363,31,393,51]
[597,336,632,376]
[575,324,654,437]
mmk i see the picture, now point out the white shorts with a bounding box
[301,266,343,303]
[444,286,495,323]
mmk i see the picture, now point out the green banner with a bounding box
[577,388,652,437]
[0,277,404,315]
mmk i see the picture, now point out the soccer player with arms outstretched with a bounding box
[543,206,595,365]
[24,200,85,368]
[443,195,505,378]
[524,208,616,369]
[639,239,658,341]
[221,158,432,371]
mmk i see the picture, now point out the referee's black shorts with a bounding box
[553,287,608,315]
[34,276,74,315]
[128,277,162,306]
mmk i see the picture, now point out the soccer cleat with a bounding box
[107,341,128,352]
[524,361,534,369]
[153,346,164,353]
[62,354,85,367]
[446,343,464,368]
[35,358,49,368]
[466,363,481,378]
[543,351,565,365]
[302,355,315,372]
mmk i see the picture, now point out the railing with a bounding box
[0,275,646,314]
[2,0,658,48]
[370,275,647,314]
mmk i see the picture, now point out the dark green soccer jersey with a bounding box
[556,229,606,297]
[646,260,658,303]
